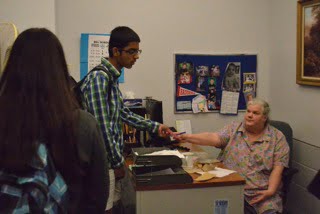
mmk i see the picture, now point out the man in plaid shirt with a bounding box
[80,26,172,213]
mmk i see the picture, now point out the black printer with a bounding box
[131,147,193,186]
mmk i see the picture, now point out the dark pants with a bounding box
[244,200,280,214]
[112,200,124,214]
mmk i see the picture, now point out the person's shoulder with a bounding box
[73,110,100,165]
[92,69,110,79]
[75,110,101,148]
[85,68,110,82]
[229,121,244,133]
[220,121,242,131]
[267,124,288,143]
[268,124,283,135]
[230,121,242,128]
[77,109,96,120]
[77,110,99,129]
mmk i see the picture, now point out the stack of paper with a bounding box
[197,167,236,178]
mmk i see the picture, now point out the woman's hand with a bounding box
[250,189,274,205]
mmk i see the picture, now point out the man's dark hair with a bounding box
[108,26,140,57]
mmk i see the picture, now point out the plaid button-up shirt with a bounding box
[80,58,160,168]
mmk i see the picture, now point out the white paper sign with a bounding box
[175,120,192,134]
[88,35,109,71]
[220,91,239,114]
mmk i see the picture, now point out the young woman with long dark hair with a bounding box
[0,28,108,213]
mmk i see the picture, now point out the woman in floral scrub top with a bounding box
[174,99,289,214]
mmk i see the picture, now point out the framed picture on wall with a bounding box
[297,0,320,86]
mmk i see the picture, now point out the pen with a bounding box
[176,131,186,135]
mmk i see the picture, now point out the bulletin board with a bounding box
[174,54,257,114]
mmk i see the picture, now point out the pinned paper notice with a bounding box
[220,91,239,114]
[175,120,192,134]
[192,95,208,113]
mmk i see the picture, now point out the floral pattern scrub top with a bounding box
[217,122,290,213]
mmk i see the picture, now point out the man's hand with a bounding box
[114,165,125,180]
[158,124,173,137]
[172,132,187,141]
[250,189,274,205]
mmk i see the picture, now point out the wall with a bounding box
[55,0,270,134]
[269,0,320,213]
[0,0,56,33]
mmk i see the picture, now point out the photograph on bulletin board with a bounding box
[174,54,257,114]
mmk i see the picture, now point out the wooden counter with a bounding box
[124,143,245,214]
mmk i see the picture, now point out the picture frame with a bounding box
[297,0,320,86]
[243,72,256,83]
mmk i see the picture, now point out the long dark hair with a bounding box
[0,28,81,181]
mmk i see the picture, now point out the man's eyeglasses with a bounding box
[120,49,142,56]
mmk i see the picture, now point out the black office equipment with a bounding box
[131,147,193,186]
[123,98,164,149]
[269,120,299,210]
[145,98,163,123]
[307,169,320,200]
[144,98,169,147]
[307,170,320,200]
[124,106,147,145]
